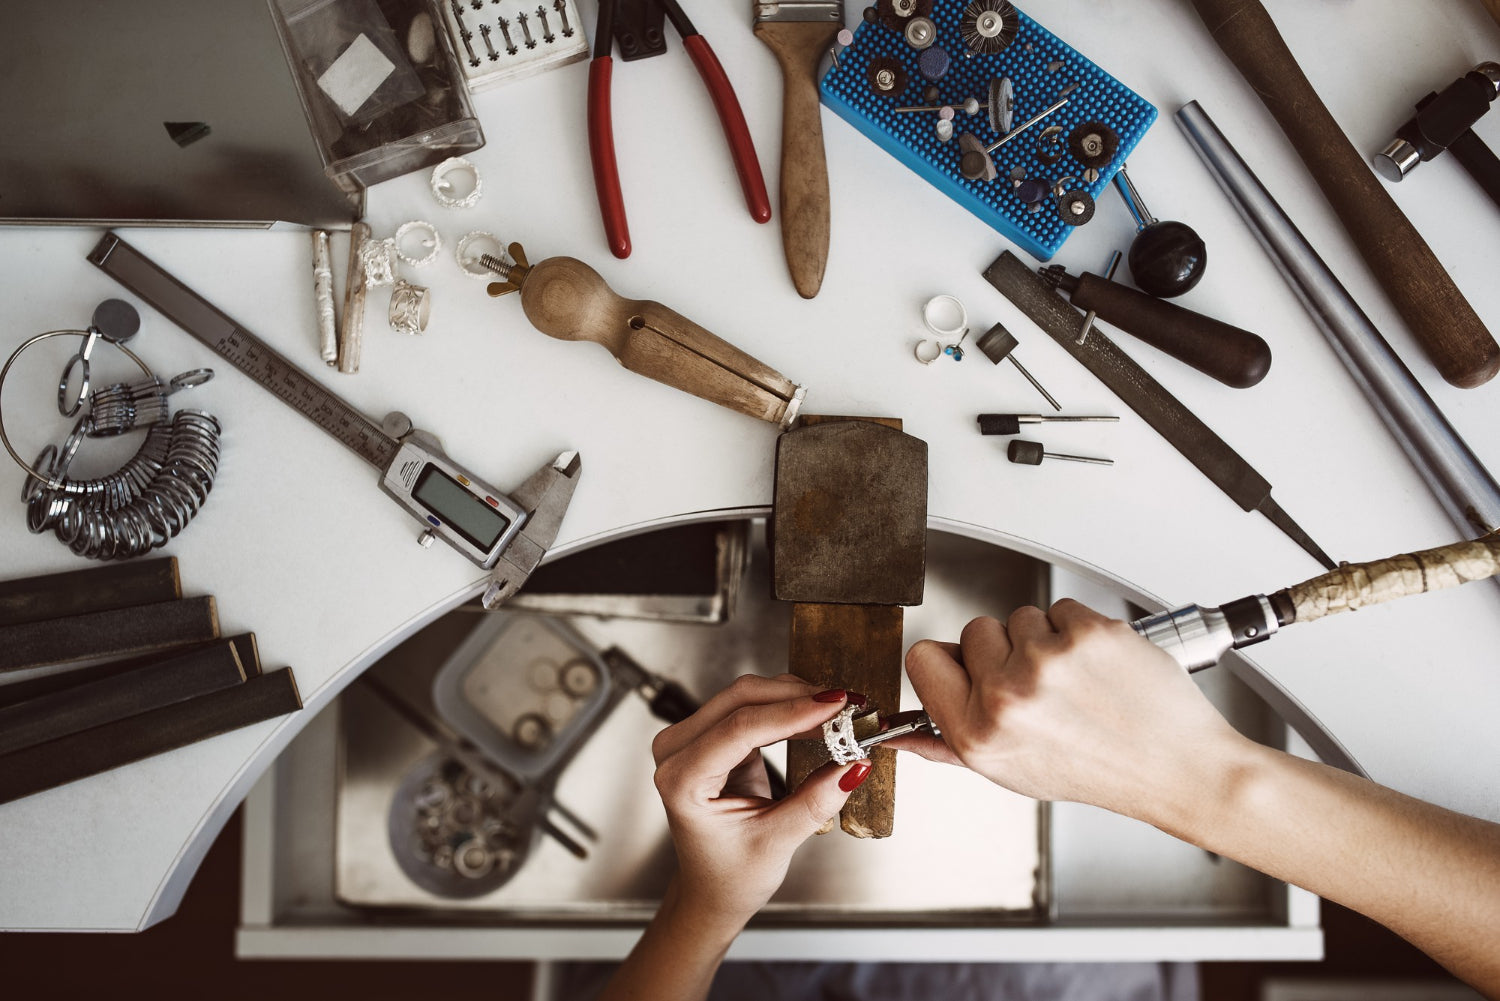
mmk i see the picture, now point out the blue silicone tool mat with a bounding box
[820,1,1156,260]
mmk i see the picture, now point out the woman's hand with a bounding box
[897,598,1247,824]
[650,674,870,931]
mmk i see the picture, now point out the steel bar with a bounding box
[0,667,300,806]
[1177,101,1500,539]
[0,558,180,628]
[0,596,220,673]
[0,641,246,756]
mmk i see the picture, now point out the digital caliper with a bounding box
[88,233,580,608]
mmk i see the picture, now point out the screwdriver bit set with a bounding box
[443,0,588,92]
[820,0,1156,259]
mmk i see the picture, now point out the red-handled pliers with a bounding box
[588,0,772,259]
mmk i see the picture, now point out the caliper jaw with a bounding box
[482,450,583,608]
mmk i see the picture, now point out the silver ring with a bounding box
[455,231,505,279]
[921,294,968,340]
[359,236,397,288]
[2,329,153,489]
[170,368,215,391]
[389,279,432,335]
[393,221,442,267]
[430,157,483,209]
[914,339,943,365]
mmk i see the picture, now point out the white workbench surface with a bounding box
[2,0,1498,932]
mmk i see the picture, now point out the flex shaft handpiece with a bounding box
[485,242,805,428]
[1133,528,1500,672]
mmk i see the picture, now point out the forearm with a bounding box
[599,879,745,1001]
[1154,738,1500,996]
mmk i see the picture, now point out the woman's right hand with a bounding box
[897,599,1249,825]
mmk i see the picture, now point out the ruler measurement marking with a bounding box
[88,234,398,471]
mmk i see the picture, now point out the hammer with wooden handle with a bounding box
[1187,0,1500,388]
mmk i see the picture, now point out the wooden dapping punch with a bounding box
[772,416,927,838]
[487,243,805,427]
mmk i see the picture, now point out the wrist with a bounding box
[660,877,752,950]
[1139,730,1270,846]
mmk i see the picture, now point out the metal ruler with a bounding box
[87,233,398,470]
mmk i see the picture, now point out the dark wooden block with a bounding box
[0,641,246,756]
[0,596,219,673]
[0,668,302,806]
[0,558,181,627]
[785,602,905,839]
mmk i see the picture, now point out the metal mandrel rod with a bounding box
[311,231,337,366]
[1177,101,1500,541]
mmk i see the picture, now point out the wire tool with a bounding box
[588,0,771,258]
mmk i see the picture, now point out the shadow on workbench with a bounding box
[0,810,1458,1001]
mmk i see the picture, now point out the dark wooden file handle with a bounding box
[1073,272,1271,388]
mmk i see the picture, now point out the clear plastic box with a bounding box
[268,0,485,194]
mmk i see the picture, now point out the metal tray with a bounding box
[334,524,1048,923]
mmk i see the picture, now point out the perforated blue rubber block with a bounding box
[820,2,1157,260]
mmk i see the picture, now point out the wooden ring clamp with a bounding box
[486,242,806,428]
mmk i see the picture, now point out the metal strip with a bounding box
[1177,100,1500,538]
[87,233,398,470]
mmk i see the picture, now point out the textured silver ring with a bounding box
[430,157,483,209]
[393,220,442,267]
[359,236,397,287]
[389,279,431,336]
[455,231,505,279]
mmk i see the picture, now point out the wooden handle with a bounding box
[1074,272,1271,388]
[519,256,800,424]
[1188,0,1500,388]
[755,21,840,299]
[1280,528,1500,624]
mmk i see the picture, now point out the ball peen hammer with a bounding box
[1186,0,1500,388]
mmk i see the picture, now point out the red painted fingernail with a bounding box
[846,691,868,707]
[839,760,872,792]
[813,688,847,703]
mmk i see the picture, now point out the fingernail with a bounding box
[813,688,847,703]
[846,691,868,707]
[839,760,872,792]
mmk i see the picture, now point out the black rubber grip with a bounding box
[977,414,1021,435]
[1072,272,1272,388]
[648,679,699,724]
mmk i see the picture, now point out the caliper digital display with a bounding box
[380,435,528,568]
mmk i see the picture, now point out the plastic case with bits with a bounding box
[441,0,588,92]
[432,614,613,781]
[820,1,1156,259]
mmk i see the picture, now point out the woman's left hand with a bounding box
[649,674,870,931]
